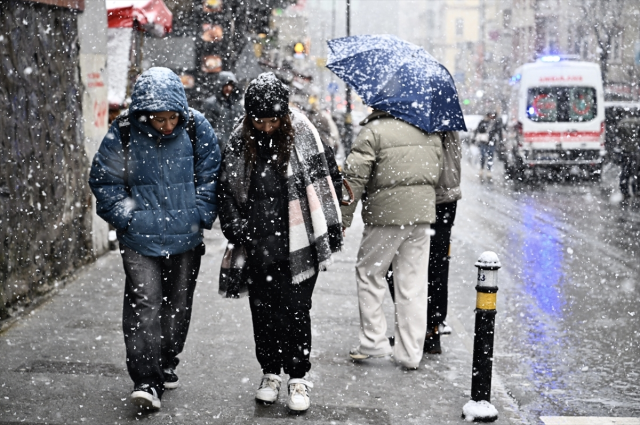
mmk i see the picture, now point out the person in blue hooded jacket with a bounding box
[89,67,220,411]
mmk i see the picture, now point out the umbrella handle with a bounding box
[341,179,355,206]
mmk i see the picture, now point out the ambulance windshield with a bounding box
[527,87,597,123]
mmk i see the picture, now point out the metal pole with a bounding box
[462,251,500,422]
[330,0,336,113]
[479,0,486,113]
[344,0,353,154]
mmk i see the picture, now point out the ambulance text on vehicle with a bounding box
[504,56,605,180]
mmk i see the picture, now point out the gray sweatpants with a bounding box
[355,224,431,368]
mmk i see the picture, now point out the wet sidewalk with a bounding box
[0,211,526,424]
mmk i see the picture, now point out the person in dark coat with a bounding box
[217,73,342,413]
[202,71,244,151]
[89,67,220,411]
[616,117,640,203]
[474,112,503,178]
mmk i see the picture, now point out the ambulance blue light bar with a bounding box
[540,55,561,62]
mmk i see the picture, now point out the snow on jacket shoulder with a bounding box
[89,67,221,257]
[341,111,442,228]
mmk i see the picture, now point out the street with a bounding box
[451,152,640,423]
[1,154,639,424]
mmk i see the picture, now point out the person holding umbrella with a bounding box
[386,130,462,355]
[326,35,466,370]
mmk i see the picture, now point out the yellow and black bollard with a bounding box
[462,251,501,422]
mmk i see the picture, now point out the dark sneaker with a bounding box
[424,327,442,354]
[163,368,179,389]
[130,385,161,410]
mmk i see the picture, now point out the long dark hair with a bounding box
[241,113,295,176]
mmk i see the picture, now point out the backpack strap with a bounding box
[186,110,197,150]
[116,111,132,194]
[186,109,198,182]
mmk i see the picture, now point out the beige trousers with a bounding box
[355,224,431,368]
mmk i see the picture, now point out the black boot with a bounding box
[423,327,441,354]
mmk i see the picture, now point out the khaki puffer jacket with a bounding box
[435,131,462,204]
[341,111,442,228]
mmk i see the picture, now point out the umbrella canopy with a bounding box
[106,0,172,37]
[326,34,466,133]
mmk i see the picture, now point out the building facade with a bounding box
[0,0,94,322]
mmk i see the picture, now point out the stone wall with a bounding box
[0,0,92,320]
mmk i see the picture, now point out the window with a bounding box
[456,18,464,37]
[503,9,512,30]
[527,87,597,123]
[609,31,622,63]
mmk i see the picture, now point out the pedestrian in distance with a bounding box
[341,109,442,371]
[475,111,503,179]
[615,117,640,205]
[217,72,343,413]
[89,67,221,411]
[203,71,244,151]
[386,131,462,355]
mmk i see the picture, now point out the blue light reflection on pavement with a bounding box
[506,196,568,399]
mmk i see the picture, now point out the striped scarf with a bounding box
[219,110,342,297]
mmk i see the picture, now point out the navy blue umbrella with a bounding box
[326,34,466,132]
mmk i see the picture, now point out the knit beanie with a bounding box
[244,72,290,119]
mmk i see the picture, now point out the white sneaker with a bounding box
[349,347,389,360]
[130,385,161,410]
[287,378,313,413]
[255,374,281,404]
[438,321,452,335]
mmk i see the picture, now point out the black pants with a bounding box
[120,245,202,395]
[387,201,457,329]
[247,261,317,379]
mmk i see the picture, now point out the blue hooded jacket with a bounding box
[89,67,221,257]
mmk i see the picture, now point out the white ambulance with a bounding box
[503,56,605,181]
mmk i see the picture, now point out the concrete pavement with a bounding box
[0,210,527,424]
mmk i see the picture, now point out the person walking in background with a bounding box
[89,67,220,410]
[616,117,640,205]
[203,71,244,151]
[217,73,342,413]
[341,109,442,371]
[475,111,502,179]
[386,131,461,355]
[305,103,342,154]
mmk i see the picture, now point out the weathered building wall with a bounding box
[0,0,92,320]
[77,0,110,256]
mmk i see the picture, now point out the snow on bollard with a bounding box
[462,251,501,422]
[462,400,499,423]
